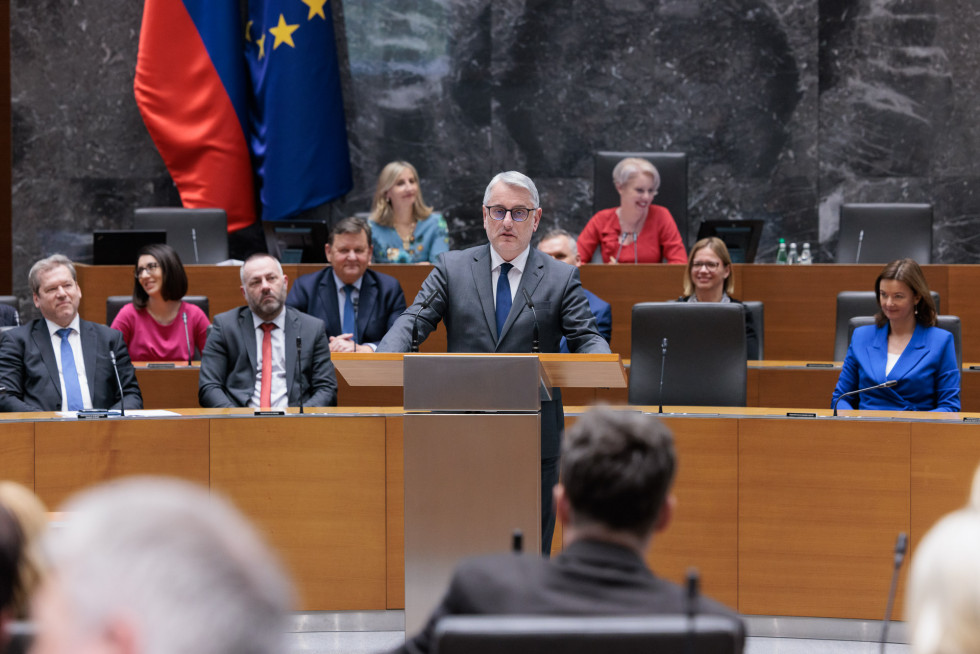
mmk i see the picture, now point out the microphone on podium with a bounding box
[658,337,668,414]
[109,350,125,417]
[832,380,897,416]
[182,312,192,366]
[411,289,440,353]
[879,532,908,654]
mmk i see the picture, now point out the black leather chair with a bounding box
[836,203,933,264]
[594,151,689,249]
[433,614,744,654]
[629,303,747,407]
[848,315,962,369]
[0,295,20,326]
[743,301,764,360]
[834,291,940,361]
[106,295,210,325]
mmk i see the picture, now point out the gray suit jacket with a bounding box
[198,306,337,408]
[378,245,609,457]
[0,318,143,412]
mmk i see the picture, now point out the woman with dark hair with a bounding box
[832,258,960,411]
[110,243,209,361]
[368,161,449,263]
[675,237,759,359]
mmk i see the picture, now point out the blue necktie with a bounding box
[343,284,357,343]
[57,328,84,411]
[495,263,513,337]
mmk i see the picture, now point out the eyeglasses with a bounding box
[692,261,722,270]
[135,262,161,278]
[485,205,536,222]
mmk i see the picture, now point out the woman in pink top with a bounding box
[110,244,209,361]
[578,157,687,264]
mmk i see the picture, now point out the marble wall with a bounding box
[9,0,980,305]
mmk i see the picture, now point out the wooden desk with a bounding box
[77,263,980,362]
[3,407,979,619]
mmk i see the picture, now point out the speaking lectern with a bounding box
[332,352,626,634]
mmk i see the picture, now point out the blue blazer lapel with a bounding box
[318,269,343,336]
[471,246,497,339]
[888,323,930,381]
[32,321,61,402]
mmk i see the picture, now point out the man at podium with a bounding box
[378,171,610,554]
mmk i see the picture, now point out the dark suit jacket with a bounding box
[397,539,745,654]
[560,288,611,352]
[198,306,337,408]
[0,318,142,412]
[378,245,610,458]
[676,295,759,360]
[0,303,18,327]
[832,323,960,411]
[286,267,407,347]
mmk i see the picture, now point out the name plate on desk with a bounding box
[403,355,545,412]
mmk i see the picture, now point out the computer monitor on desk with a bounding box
[263,220,329,264]
[134,208,229,264]
[696,219,764,263]
[93,229,167,265]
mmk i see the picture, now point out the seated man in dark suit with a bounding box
[0,302,17,327]
[287,217,406,352]
[396,407,744,654]
[198,254,337,408]
[0,254,142,412]
[536,228,612,351]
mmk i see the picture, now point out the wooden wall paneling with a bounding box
[33,417,210,508]
[209,416,388,610]
[738,418,910,618]
[945,266,980,362]
[0,422,35,488]
[652,417,739,608]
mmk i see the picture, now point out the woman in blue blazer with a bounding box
[832,258,960,412]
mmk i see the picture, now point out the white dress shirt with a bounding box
[490,246,530,308]
[249,310,287,409]
[45,316,93,411]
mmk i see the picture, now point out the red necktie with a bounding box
[260,322,276,409]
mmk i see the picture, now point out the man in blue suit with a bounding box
[536,228,612,351]
[379,172,610,554]
[287,218,407,352]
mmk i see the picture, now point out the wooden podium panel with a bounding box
[0,422,35,488]
[738,418,910,618]
[33,417,210,508]
[653,417,738,609]
[209,416,388,611]
[910,421,980,550]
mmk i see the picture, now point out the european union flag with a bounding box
[246,0,353,221]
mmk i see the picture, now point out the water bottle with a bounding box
[799,242,812,265]
[776,239,788,264]
[788,242,799,265]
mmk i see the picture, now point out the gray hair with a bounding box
[483,171,540,208]
[29,254,77,296]
[537,228,578,258]
[908,507,980,654]
[240,253,284,285]
[44,477,294,654]
[612,157,661,191]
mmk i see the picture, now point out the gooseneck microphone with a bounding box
[685,568,700,654]
[832,379,898,416]
[521,288,540,353]
[182,312,192,366]
[658,337,668,414]
[411,289,440,353]
[511,529,523,553]
[856,229,865,264]
[295,337,304,414]
[880,533,908,654]
[191,227,200,263]
[109,350,125,417]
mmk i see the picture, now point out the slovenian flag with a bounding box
[246,0,353,221]
[134,0,256,232]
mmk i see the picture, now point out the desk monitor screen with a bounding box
[263,220,329,264]
[93,230,167,266]
[134,208,229,264]
[696,219,764,263]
